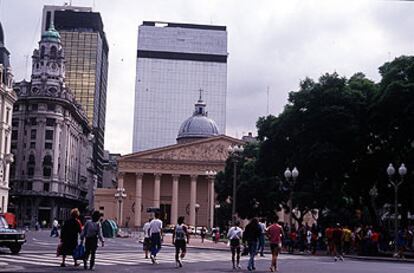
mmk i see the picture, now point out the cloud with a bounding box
[2,0,413,154]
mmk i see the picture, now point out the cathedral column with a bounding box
[189,175,197,226]
[171,174,180,225]
[134,173,143,227]
[153,173,161,208]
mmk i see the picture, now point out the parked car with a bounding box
[0,215,26,254]
[163,224,175,234]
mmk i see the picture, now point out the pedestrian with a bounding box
[342,225,352,254]
[243,218,261,271]
[266,216,283,272]
[142,218,152,259]
[332,223,344,261]
[200,227,206,243]
[288,227,297,253]
[59,208,82,267]
[257,218,266,257]
[172,216,189,268]
[149,212,163,264]
[81,211,104,270]
[325,224,334,256]
[50,218,59,237]
[227,221,243,270]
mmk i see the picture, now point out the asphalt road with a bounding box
[0,230,413,273]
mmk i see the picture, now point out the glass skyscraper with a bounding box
[133,21,227,152]
[41,6,108,186]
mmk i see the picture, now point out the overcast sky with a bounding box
[1,0,413,155]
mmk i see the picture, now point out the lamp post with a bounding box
[114,187,127,227]
[228,145,244,225]
[195,203,200,235]
[386,163,407,254]
[205,170,217,229]
[284,167,299,228]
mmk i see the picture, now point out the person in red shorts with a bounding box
[266,216,284,272]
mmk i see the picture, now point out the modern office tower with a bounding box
[41,5,108,186]
[10,26,94,225]
[132,21,228,152]
[0,22,18,213]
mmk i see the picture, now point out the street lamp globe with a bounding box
[284,168,292,180]
[387,163,395,177]
[398,163,407,177]
[292,167,299,179]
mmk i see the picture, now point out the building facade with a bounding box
[41,5,109,187]
[132,21,228,152]
[102,150,120,188]
[96,98,242,228]
[9,25,94,226]
[0,22,17,213]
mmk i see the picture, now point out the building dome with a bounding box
[41,23,60,42]
[177,95,219,143]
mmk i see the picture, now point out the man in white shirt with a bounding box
[142,218,151,259]
[50,218,59,237]
[258,219,266,256]
[149,213,163,264]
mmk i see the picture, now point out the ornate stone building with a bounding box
[0,22,17,213]
[9,25,94,226]
[95,97,243,228]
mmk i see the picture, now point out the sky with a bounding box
[1,0,413,155]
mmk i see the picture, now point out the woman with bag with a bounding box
[59,208,82,267]
[81,211,104,270]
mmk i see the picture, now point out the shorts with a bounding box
[143,238,151,251]
[175,240,187,252]
[270,243,282,252]
[230,239,241,249]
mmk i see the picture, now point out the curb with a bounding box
[345,255,414,263]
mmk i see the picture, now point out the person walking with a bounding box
[332,223,344,261]
[81,211,104,270]
[172,216,189,268]
[149,212,163,264]
[59,208,82,267]
[227,221,243,270]
[142,218,152,259]
[258,219,266,257]
[267,216,284,272]
[200,227,206,243]
[50,218,59,237]
[243,218,261,271]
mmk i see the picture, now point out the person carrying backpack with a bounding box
[172,216,189,268]
[81,211,104,270]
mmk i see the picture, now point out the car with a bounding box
[163,224,175,234]
[0,215,26,254]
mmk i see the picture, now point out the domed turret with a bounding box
[177,92,219,144]
[41,23,61,42]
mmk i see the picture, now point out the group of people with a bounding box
[58,208,105,270]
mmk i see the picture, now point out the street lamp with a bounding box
[284,167,299,228]
[228,145,244,225]
[386,163,407,254]
[114,187,127,227]
[195,203,200,235]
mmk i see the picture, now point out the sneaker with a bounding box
[145,255,148,259]
[233,265,236,270]
[178,260,182,267]
[260,254,265,257]
[237,264,241,270]
[90,266,95,271]
[270,266,275,272]
[339,256,344,261]
[247,267,252,272]
[150,255,155,264]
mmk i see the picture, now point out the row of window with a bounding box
[14,103,57,112]
[12,128,54,141]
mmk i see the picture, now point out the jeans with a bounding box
[150,233,162,257]
[50,227,59,237]
[248,240,257,269]
[258,234,265,255]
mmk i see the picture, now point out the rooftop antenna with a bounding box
[198,88,203,101]
[266,86,270,115]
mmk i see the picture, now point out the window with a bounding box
[43,155,52,178]
[30,129,36,140]
[43,167,51,177]
[5,108,10,123]
[30,142,35,148]
[26,182,33,190]
[30,118,37,125]
[43,183,50,192]
[46,118,55,126]
[40,46,45,58]
[28,154,35,164]
[31,104,38,111]
[45,142,52,149]
[47,104,56,111]
[11,130,18,140]
[27,167,34,177]
[13,105,19,112]
[45,130,53,140]
[12,120,18,127]
[50,46,57,59]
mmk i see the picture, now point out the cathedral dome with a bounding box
[177,95,219,143]
[41,23,60,42]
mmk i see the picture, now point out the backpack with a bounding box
[175,224,186,240]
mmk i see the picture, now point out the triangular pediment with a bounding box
[120,135,244,163]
